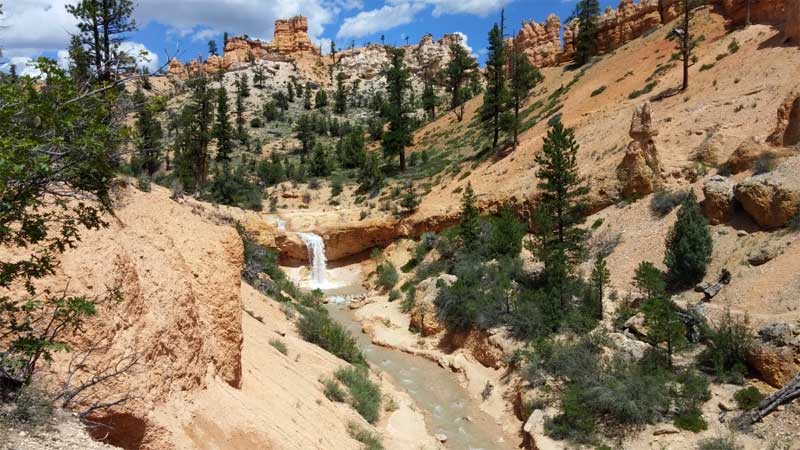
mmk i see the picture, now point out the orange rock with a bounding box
[768,90,800,147]
[788,0,800,43]
[734,156,800,229]
[273,16,318,54]
[617,103,663,198]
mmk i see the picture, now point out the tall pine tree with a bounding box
[213,87,234,162]
[480,10,511,152]
[507,38,543,149]
[573,0,601,66]
[66,0,137,82]
[444,42,478,122]
[382,47,412,172]
[132,88,163,175]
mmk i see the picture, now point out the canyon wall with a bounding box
[517,0,792,68]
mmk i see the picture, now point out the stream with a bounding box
[289,230,516,450]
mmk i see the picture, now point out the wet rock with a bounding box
[703,175,736,225]
[734,156,800,229]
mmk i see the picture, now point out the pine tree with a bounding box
[634,261,666,301]
[507,39,543,149]
[421,80,438,120]
[664,192,712,288]
[239,73,250,97]
[185,74,215,191]
[480,11,511,152]
[334,72,347,114]
[309,144,331,177]
[132,88,163,175]
[530,122,589,307]
[589,256,610,319]
[382,47,412,172]
[253,65,265,89]
[213,87,234,162]
[400,182,419,214]
[66,0,137,82]
[304,82,313,110]
[668,0,694,91]
[208,40,218,56]
[235,78,248,145]
[315,89,328,109]
[294,114,316,158]
[287,83,295,102]
[444,42,478,122]
[459,183,481,249]
[643,295,687,368]
[358,153,384,193]
[573,0,601,66]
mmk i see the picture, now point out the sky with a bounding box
[0,0,621,76]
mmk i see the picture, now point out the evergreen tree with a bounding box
[382,47,412,172]
[507,38,543,149]
[444,42,478,122]
[358,153,384,193]
[308,144,331,177]
[315,89,328,109]
[573,0,601,66]
[336,127,366,169]
[459,183,481,249]
[213,86,234,162]
[530,122,589,307]
[294,113,316,158]
[235,76,248,145]
[304,82,313,110]
[664,192,712,288]
[253,65,265,89]
[239,73,250,97]
[224,32,229,47]
[589,256,610,319]
[287,82,295,102]
[67,35,92,86]
[208,39,218,56]
[184,74,214,191]
[643,295,687,368]
[132,88,163,175]
[400,182,419,214]
[66,0,137,82]
[421,80,438,120]
[668,0,695,91]
[334,72,347,114]
[262,100,278,122]
[634,261,666,302]
[272,91,289,112]
[480,11,511,152]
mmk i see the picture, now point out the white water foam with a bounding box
[296,232,327,288]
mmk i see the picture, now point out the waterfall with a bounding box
[275,219,286,231]
[296,232,327,288]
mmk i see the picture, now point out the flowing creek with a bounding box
[290,231,516,450]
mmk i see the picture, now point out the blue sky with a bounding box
[1,0,621,75]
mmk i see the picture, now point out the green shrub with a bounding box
[347,422,383,450]
[664,192,712,288]
[698,435,742,450]
[297,308,366,366]
[336,367,382,423]
[545,384,597,444]
[628,81,658,99]
[250,117,263,128]
[650,189,689,218]
[137,175,151,192]
[728,39,740,54]
[323,379,347,402]
[590,86,607,97]
[697,310,752,383]
[376,262,398,290]
[0,385,53,430]
[269,338,288,355]
[674,408,708,432]
[388,289,400,302]
[700,63,715,72]
[733,386,764,410]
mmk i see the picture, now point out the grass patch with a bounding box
[297,308,366,366]
[323,379,347,402]
[733,386,764,410]
[628,81,658,99]
[269,338,288,355]
[336,366,382,424]
[590,86,607,97]
[673,408,708,432]
[347,422,383,450]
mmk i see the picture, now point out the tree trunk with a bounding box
[746,0,751,27]
[736,373,800,427]
[682,0,689,91]
[102,0,111,82]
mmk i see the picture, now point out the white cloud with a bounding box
[415,0,514,17]
[119,41,160,73]
[337,2,426,39]
[453,31,475,57]
[0,57,43,77]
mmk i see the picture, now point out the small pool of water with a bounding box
[325,300,516,450]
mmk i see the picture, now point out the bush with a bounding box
[347,422,383,450]
[700,63,716,72]
[698,435,742,450]
[674,408,708,432]
[664,192,712,288]
[269,338,288,355]
[628,81,658,99]
[733,386,764,410]
[650,189,689,218]
[590,86,607,97]
[323,379,347,402]
[388,290,400,302]
[0,385,53,430]
[697,310,752,383]
[250,117,263,128]
[297,308,366,366]
[376,262,398,290]
[336,367,382,423]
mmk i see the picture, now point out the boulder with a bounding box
[608,332,652,360]
[768,90,800,147]
[734,156,800,229]
[409,274,456,336]
[748,321,800,388]
[623,312,649,338]
[703,175,736,225]
[725,138,795,174]
[747,245,783,266]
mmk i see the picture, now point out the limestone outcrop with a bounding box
[516,15,563,68]
[734,156,800,229]
[703,175,736,225]
[272,16,318,54]
[748,322,800,388]
[725,138,795,174]
[768,90,800,147]
[617,102,663,198]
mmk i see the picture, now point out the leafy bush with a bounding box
[697,310,752,383]
[700,63,716,72]
[590,86,607,97]
[336,367,382,424]
[664,192,712,288]
[136,175,151,192]
[650,189,689,218]
[347,422,383,450]
[376,262,398,290]
[733,386,764,410]
[297,308,366,366]
[673,408,708,432]
[698,435,742,450]
[388,289,400,302]
[323,379,347,402]
[207,163,262,211]
[628,81,658,99]
[728,39,740,54]
[269,338,288,355]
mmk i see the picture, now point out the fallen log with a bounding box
[735,372,800,428]
[703,269,731,301]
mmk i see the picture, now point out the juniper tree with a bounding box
[213,87,234,162]
[507,38,543,149]
[481,11,511,152]
[382,47,412,171]
[315,89,328,109]
[422,80,438,120]
[334,72,347,114]
[295,113,316,159]
[530,122,589,308]
[66,0,137,82]
[664,192,712,288]
[132,88,163,175]
[444,42,478,122]
[572,0,601,66]
[208,39,218,56]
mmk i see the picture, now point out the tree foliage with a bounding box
[382,47,412,172]
[664,192,712,288]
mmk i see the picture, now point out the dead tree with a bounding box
[736,372,800,427]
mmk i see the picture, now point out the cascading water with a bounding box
[296,232,327,288]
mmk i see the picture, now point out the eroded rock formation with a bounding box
[788,0,800,42]
[734,156,800,229]
[768,90,800,147]
[617,102,663,198]
[703,175,736,225]
[748,322,800,388]
[409,274,455,336]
